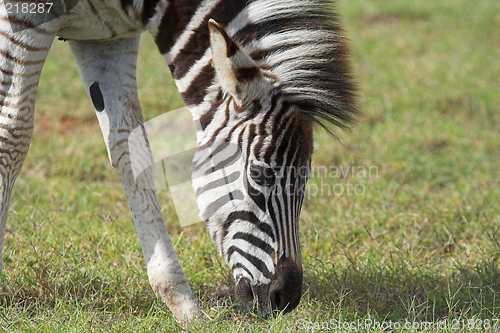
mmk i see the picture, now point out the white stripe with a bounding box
[174,8,253,94]
[147,0,170,36]
[175,49,212,93]
[229,252,271,284]
[165,0,222,63]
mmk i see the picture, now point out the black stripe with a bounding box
[285,140,303,225]
[246,123,256,159]
[141,0,161,25]
[198,90,223,130]
[265,105,294,165]
[205,96,231,145]
[119,0,133,11]
[232,262,254,280]
[171,0,248,79]
[254,92,281,161]
[247,182,266,212]
[270,188,285,255]
[223,211,275,242]
[267,192,279,245]
[280,171,291,255]
[194,141,241,175]
[230,247,272,279]
[202,190,244,219]
[233,232,274,255]
[267,189,283,251]
[196,140,232,166]
[210,146,241,174]
[155,0,204,54]
[181,64,214,106]
[195,170,240,196]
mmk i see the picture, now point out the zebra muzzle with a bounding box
[234,257,303,317]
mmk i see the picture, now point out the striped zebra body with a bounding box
[0,0,357,325]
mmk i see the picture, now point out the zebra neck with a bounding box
[149,0,251,116]
[147,0,359,144]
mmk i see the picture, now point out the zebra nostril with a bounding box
[270,290,287,311]
[269,285,296,313]
[268,256,303,314]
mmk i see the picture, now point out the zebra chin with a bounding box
[234,256,303,317]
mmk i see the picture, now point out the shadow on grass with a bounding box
[1,252,498,325]
[303,257,500,321]
[0,264,156,317]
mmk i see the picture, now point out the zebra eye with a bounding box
[249,163,275,187]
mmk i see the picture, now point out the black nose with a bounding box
[269,256,303,313]
[234,257,303,316]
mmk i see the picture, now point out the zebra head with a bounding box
[191,20,314,316]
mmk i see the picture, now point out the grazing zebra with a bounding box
[0,0,357,325]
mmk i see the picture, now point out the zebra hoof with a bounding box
[170,298,206,328]
[154,283,204,327]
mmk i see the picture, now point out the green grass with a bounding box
[1,0,499,331]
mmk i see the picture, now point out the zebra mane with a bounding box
[236,0,358,131]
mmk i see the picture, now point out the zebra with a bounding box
[0,0,357,325]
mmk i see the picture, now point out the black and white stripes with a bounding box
[148,0,356,315]
[0,0,356,322]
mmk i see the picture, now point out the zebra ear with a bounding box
[208,19,262,106]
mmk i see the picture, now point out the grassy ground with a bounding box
[1,0,499,331]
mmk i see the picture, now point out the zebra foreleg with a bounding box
[68,37,201,325]
[0,13,57,275]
